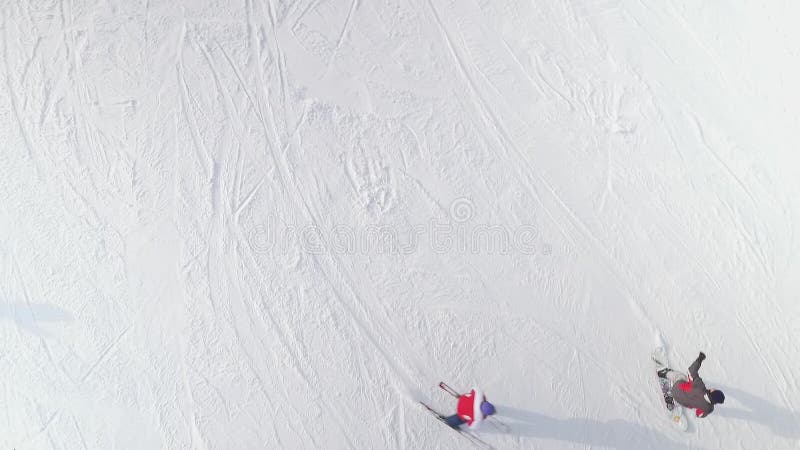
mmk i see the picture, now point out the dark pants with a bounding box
[443,414,466,429]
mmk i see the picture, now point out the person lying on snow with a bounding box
[659,352,725,418]
[443,388,496,429]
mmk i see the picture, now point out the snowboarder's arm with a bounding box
[688,352,705,381]
[696,402,714,418]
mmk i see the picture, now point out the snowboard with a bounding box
[652,347,689,431]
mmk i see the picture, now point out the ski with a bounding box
[418,401,494,449]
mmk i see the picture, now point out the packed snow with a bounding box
[1,0,799,449]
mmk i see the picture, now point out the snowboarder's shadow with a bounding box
[0,302,74,337]
[491,405,695,450]
[714,385,800,439]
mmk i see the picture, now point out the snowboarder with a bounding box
[442,388,496,429]
[658,352,725,418]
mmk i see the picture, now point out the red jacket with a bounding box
[456,389,486,427]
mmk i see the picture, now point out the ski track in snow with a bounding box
[1,0,799,449]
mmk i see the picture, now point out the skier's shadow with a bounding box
[0,302,74,337]
[713,385,800,439]
[491,405,694,450]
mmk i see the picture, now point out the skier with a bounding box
[442,388,496,429]
[658,352,725,418]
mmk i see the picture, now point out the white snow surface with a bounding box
[1,1,799,449]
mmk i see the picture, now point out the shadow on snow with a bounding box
[0,302,74,337]
[713,385,800,440]
[489,405,695,450]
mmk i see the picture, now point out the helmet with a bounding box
[480,401,496,416]
[709,390,725,404]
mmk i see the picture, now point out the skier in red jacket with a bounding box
[443,388,496,429]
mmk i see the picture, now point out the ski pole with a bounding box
[439,382,460,398]
[487,416,510,432]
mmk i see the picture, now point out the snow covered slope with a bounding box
[1,0,799,449]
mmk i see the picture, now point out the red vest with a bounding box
[456,389,484,426]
